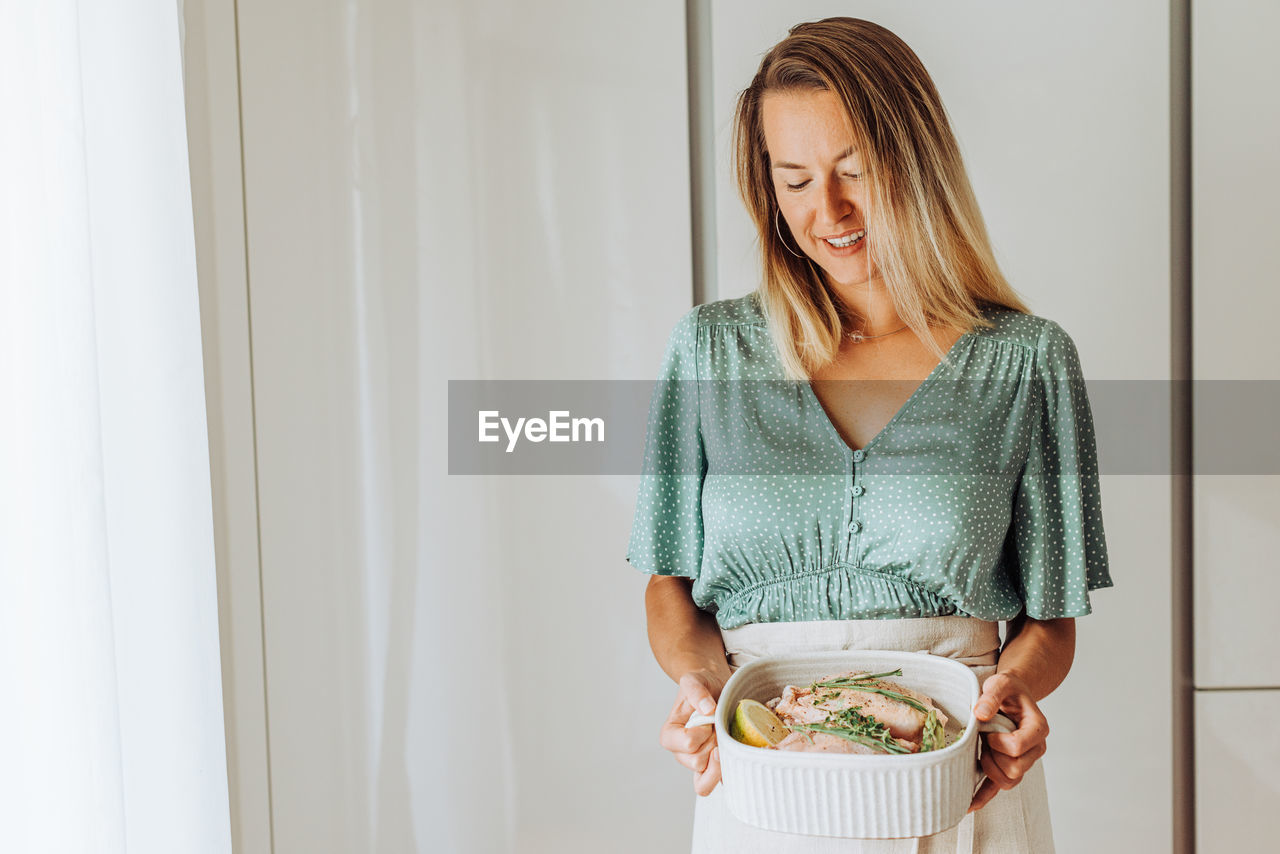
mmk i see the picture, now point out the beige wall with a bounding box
[1192,0,1280,847]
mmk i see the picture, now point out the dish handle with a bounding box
[972,712,1017,792]
[685,713,717,729]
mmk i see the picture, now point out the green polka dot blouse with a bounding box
[626,292,1113,629]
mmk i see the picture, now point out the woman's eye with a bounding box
[843,172,863,180]
[785,180,810,192]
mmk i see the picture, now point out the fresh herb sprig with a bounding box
[810,669,931,718]
[789,704,911,754]
[789,723,912,754]
[807,669,905,692]
[803,668,948,754]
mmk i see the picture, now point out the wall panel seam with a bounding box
[685,0,716,305]
[1171,0,1194,851]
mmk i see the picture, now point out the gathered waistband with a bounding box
[719,616,1001,670]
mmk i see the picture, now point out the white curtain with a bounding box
[0,3,232,853]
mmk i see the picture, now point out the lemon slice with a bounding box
[730,699,789,747]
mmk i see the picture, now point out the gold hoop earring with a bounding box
[774,209,806,259]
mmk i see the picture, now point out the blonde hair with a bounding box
[732,17,1031,380]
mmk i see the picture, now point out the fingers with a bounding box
[968,776,1000,814]
[969,718,1049,814]
[693,747,721,796]
[658,675,720,785]
[665,732,716,773]
[978,735,1047,793]
[659,689,716,755]
[674,740,715,774]
[983,698,1049,757]
[667,728,716,773]
[969,748,1015,814]
[973,671,1016,721]
[980,741,1016,788]
[974,672,1050,757]
[678,672,719,717]
[988,739,1047,784]
[659,710,714,755]
[658,672,727,797]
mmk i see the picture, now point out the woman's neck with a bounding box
[828,277,905,335]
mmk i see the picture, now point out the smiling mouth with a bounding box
[823,228,866,248]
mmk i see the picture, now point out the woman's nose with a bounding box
[818,181,853,229]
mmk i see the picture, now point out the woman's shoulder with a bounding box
[694,292,767,328]
[970,305,1076,355]
[661,293,778,378]
[660,293,769,362]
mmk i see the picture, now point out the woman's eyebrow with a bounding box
[771,146,859,171]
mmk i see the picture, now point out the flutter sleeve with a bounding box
[1005,320,1114,618]
[626,306,705,579]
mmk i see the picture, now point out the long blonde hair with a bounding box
[732,17,1030,380]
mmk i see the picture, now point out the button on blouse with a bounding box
[626,293,1113,629]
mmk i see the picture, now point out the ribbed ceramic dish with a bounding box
[703,649,1012,839]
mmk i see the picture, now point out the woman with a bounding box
[626,17,1112,853]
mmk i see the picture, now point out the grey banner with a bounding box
[447,380,1278,475]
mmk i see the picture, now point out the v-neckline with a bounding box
[803,331,973,457]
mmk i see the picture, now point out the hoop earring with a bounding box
[774,209,806,259]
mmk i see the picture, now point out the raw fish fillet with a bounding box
[774,731,880,754]
[772,671,948,744]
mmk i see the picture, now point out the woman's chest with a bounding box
[698,337,1032,480]
[808,328,966,452]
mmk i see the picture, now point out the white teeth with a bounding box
[825,230,866,248]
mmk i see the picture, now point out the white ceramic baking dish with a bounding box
[685,649,1014,839]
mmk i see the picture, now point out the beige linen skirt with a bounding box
[690,617,1055,854]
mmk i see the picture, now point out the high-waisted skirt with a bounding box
[690,617,1055,854]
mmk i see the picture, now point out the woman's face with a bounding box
[761,89,878,289]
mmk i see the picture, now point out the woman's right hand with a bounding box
[659,669,727,796]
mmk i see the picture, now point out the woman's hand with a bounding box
[658,669,728,796]
[968,671,1050,813]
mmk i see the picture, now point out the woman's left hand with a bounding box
[968,671,1049,813]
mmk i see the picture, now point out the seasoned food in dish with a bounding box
[731,669,953,755]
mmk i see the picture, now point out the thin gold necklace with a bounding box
[846,323,909,343]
